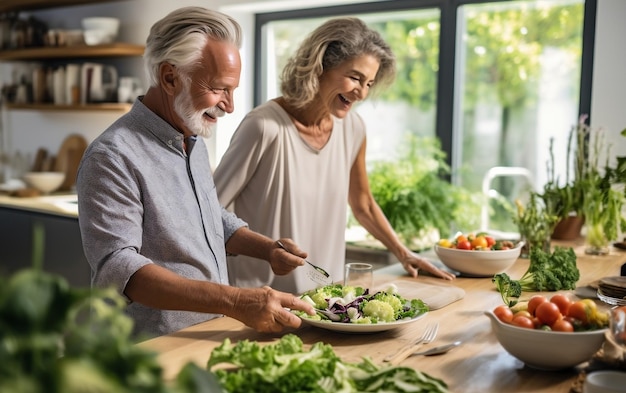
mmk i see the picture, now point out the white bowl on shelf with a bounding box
[23,172,66,194]
[83,29,115,45]
[81,17,119,45]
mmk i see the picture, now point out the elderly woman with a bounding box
[214,17,455,294]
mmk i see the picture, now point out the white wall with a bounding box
[1,0,624,179]
[590,0,626,168]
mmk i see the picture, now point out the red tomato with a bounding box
[567,301,590,324]
[456,240,471,250]
[549,294,572,315]
[564,316,583,330]
[512,315,534,329]
[485,236,496,248]
[535,302,562,326]
[493,305,514,323]
[551,319,574,332]
[456,234,468,244]
[531,316,543,329]
[527,295,548,316]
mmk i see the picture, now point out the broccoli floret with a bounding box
[310,292,329,309]
[492,246,580,306]
[492,273,522,307]
[372,293,403,314]
[362,300,395,322]
[303,284,346,309]
[518,246,579,291]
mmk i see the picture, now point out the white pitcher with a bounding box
[52,66,66,105]
[65,64,81,105]
[80,63,118,103]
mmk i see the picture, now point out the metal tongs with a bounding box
[276,241,331,285]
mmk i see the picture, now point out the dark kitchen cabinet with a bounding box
[0,208,91,288]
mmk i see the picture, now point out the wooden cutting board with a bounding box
[53,134,88,192]
[390,280,465,310]
[373,264,465,310]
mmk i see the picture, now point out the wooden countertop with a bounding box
[0,194,78,218]
[137,240,626,392]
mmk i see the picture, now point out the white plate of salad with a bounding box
[293,283,429,333]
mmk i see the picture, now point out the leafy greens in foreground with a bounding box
[492,246,580,306]
[207,334,448,393]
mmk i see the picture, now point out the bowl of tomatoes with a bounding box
[434,233,522,277]
[486,294,609,370]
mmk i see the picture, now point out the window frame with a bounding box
[253,0,597,177]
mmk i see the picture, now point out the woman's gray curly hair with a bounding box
[143,6,242,87]
[281,17,396,109]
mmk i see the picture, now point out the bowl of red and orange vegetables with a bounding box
[485,294,609,370]
[434,232,523,277]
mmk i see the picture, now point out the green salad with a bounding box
[208,334,448,393]
[294,283,428,324]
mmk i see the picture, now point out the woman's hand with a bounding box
[400,253,456,280]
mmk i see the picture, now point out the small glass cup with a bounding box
[609,307,626,362]
[344,262,373,289]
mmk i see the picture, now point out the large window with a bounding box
[255,0,594,234]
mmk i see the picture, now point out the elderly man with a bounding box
[76,6,314,338]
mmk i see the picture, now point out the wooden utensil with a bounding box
[31,148,48,171]
[54,134,88,191]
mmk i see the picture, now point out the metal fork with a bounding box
[383,322,439,365]
[276,241,331,284]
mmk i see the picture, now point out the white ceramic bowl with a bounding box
[485,310,607,370]
[81,17,119,44]
[23,172,66,194]
[434,242,523,277]
[81,17,120,34]
[83,29,115,45]
[584,371,626,393]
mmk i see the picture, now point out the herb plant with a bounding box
[367,135,482,249]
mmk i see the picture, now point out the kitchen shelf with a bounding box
[0,43,144,61]
[6,103,132,111]
[0,0,127,14]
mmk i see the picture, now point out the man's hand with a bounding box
[229,286,315,333]
[269,239,307,275]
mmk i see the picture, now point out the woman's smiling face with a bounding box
[318,54,380,118]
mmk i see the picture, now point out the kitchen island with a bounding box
[138,239,625,392]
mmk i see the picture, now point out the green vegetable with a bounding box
[295,284,428,324]
[0,268,172,393]
[492,246,580,306]
[207,334,448,393]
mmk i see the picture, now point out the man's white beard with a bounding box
[173,79,223,138]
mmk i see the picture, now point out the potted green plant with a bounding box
[366,135,483,250]
[540,118,588,239]
[580,125,626,254]
[512,192,559,258]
